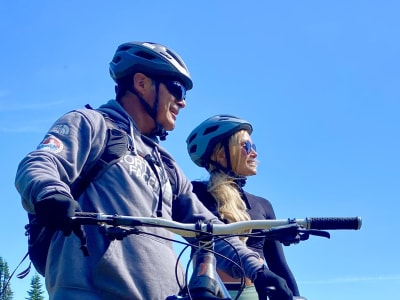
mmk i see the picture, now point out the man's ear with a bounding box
[133,73,150,95]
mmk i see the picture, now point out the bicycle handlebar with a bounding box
[69,213,360,300]
[71,213,362,237]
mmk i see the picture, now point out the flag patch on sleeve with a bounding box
[37,136,64,153]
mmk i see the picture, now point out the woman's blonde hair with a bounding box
[207,130,251,242]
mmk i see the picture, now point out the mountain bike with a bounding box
[70,213,362,300]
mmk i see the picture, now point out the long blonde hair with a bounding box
[207,130,251,242]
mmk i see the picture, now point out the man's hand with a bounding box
[34,193,81,235]
[254,268,293,300]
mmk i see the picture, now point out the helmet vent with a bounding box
[203,125,219,135]
[112,56,122,64]
[187,133,197,143]
[119,45,132,51]
[166,49,185,68]
[135,50,157,61]
[189,145,197,154]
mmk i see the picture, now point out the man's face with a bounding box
[155,80,187,131]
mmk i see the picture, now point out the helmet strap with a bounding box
[206,140,233,174]
[223,141,233,171]
[207,140,247,187]
[128,82,168,140]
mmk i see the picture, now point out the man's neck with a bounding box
[120,94,155,136]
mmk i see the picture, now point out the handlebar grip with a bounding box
[74,212,100,218]
[306,217,362,230]
[70,212,104,225]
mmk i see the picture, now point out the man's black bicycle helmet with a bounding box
[186,114,253,168]
[109,41,193,90]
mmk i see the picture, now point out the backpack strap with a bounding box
[160,152,178,201]
[70,107,131,199]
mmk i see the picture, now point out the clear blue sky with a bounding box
[1,1,399,299]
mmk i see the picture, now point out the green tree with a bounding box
[0,257,13,300]
[25,274,45,300]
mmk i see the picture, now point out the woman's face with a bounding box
[211,130,258,177]
[232,130,258,177]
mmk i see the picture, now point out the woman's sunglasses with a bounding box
[241,140,257,154]
[162,80,187,101]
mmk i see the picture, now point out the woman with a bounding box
[186,114,300,299]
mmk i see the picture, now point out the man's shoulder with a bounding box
[61,106,107,126]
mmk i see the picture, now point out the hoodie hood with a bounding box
[97,99,159,143]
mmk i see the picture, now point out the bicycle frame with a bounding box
[71,213,362,300]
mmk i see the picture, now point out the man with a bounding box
[15,41,292,299]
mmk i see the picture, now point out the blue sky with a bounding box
[1,1,399,299]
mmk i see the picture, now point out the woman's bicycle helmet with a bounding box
[186,114,253,168]
[109,41,193,90]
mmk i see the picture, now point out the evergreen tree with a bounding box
[25,274,45,300]
[0,257,14,300]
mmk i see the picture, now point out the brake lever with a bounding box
[299,228,330,240]
[263,224,330,246]
[99,224,140,241]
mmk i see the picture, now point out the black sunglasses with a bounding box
[162,80,186,101]
[241,140,257,154]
